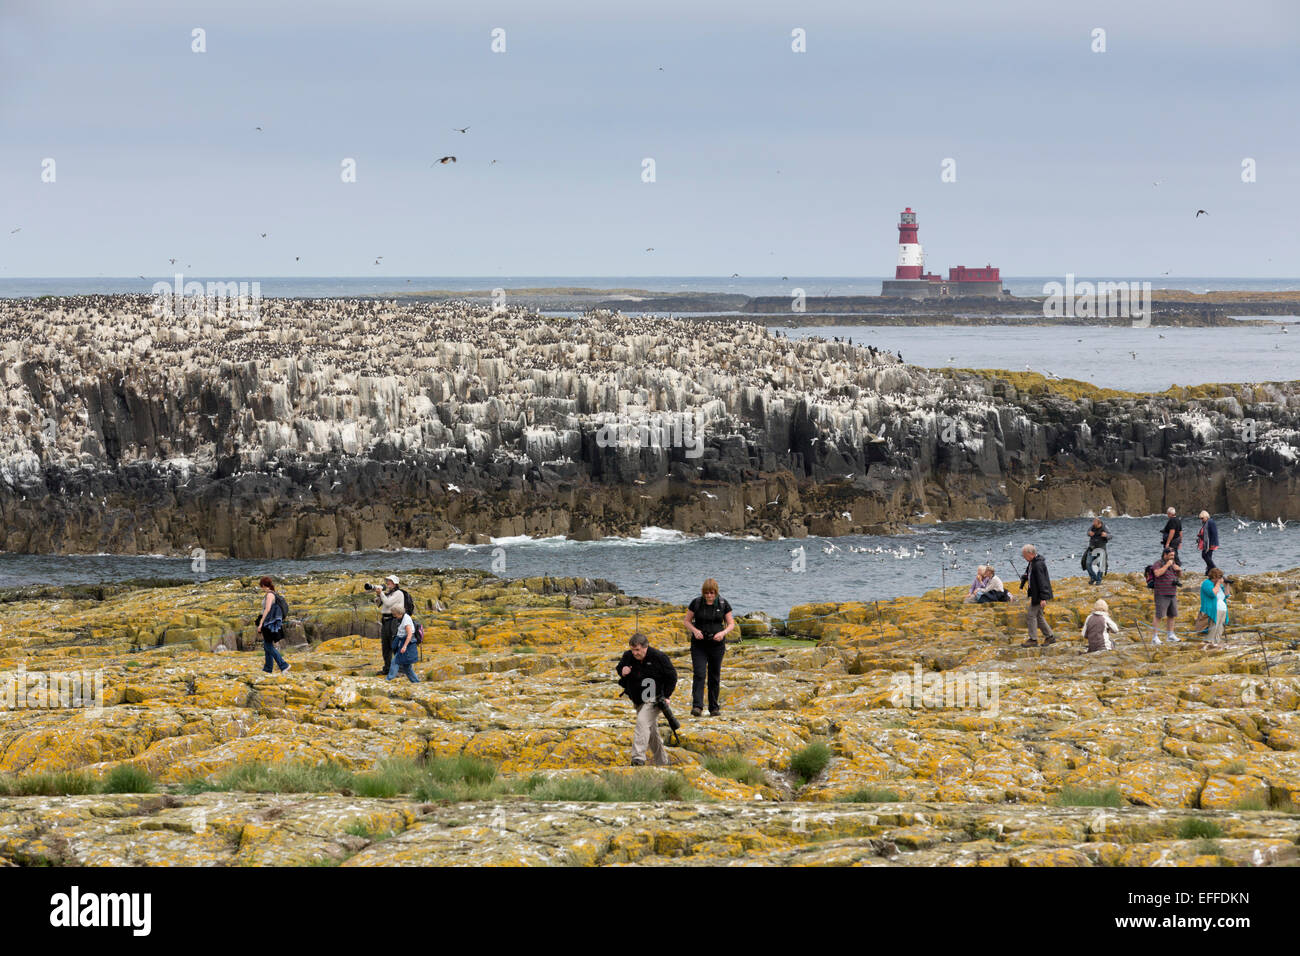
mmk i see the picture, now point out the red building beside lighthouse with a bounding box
[881,207,1005,298]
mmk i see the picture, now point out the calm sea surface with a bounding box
[2,516,1294,617]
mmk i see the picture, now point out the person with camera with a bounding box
[684,578,734,717]
[256,575,290,675]
[615,632,677,767]
[368,575,406,676]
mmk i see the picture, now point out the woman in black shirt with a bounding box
[684,578,735,717]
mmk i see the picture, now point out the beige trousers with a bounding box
[631,703,667,766]
[1206,607,1227,644]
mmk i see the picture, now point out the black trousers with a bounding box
[1202,549,1216,572]
[380,615,396,671]
[690,637,726,712]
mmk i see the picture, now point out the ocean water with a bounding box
[2,276,1299,299]
[1,516,1293,618]
[778,323,1299,392]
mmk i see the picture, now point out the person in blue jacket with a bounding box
[1196,511,1220,573]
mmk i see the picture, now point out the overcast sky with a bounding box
[1,0,1296,278]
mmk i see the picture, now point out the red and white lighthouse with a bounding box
[881,206,1004,298]
[895,207,924,280]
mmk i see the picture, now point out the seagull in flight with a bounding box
[1195,209,1208,218]
[433,156,457,165]
[447,483,461,493]
[9,227,20,234]
[453,126,470,133]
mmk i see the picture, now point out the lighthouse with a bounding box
[895,207,923,280]
[880,206,1005,299]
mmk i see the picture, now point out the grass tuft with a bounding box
[1053,786,1123,808]
[100,765,157,794]
[1179,818,1224,839]
[790,743,832,785]
[845,787,901,803]
[702,754,767,787]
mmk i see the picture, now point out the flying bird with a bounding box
[259,233,267,238]
[9,227,20,234]
[447,483,461,493]
[168,258,177,265]
[645,247,654,252]
[255,126,262,132]
[1195,209,1208,217]
[433,156,457,165]
[453,126,470,133]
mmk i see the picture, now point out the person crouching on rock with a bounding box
[256,576,290,675]
[1019,545,1056,647]
[1081,599,1119,652]
[616,633,677,767]
[387,610,420,683]
[373,574,405,677]
[684,578,734,717]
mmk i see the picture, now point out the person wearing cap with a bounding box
[373,574,405,676]
[1196,511,1219,573]
[1081,599,1120,653]
[1161,507,1183,565]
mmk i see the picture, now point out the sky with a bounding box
[1,0,1297,278]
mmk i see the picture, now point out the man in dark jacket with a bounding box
[1196,511,1219,573]
[615,633,677,767]
[1019,545,1056,647]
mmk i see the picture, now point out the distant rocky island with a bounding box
[0,295,1296,558]
[397,287,1300,326]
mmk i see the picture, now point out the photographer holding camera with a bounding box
[367,574,405,676]
[615,632,677,767]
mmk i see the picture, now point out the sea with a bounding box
[2,275,1299,299]
[1,517,1294,618]
[2,276,1297,613]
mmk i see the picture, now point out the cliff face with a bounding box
[0,296,1297,557]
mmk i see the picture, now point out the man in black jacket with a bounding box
[1019,545,1056,647]
[615,633,677,767]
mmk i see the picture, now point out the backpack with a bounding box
[400,589,415,616]
[1143,565,1156,589]
[411,619,424,645]
[274,592,289,620]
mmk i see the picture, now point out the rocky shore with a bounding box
[0,296,1297,558]
[1,568,1297,865]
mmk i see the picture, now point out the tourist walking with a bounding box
[1019,545,1055,646]
[387,610,420,683]
[256,575,290,674]
[1149,547,1182,643]
[1161,508,1183,564]
[1200,568,1230,645]
[1081,599,1120,652]
[1197,511,1220,573]
[1083,517,1110,585]
[615,633,678,767]
[684,578,734,717]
